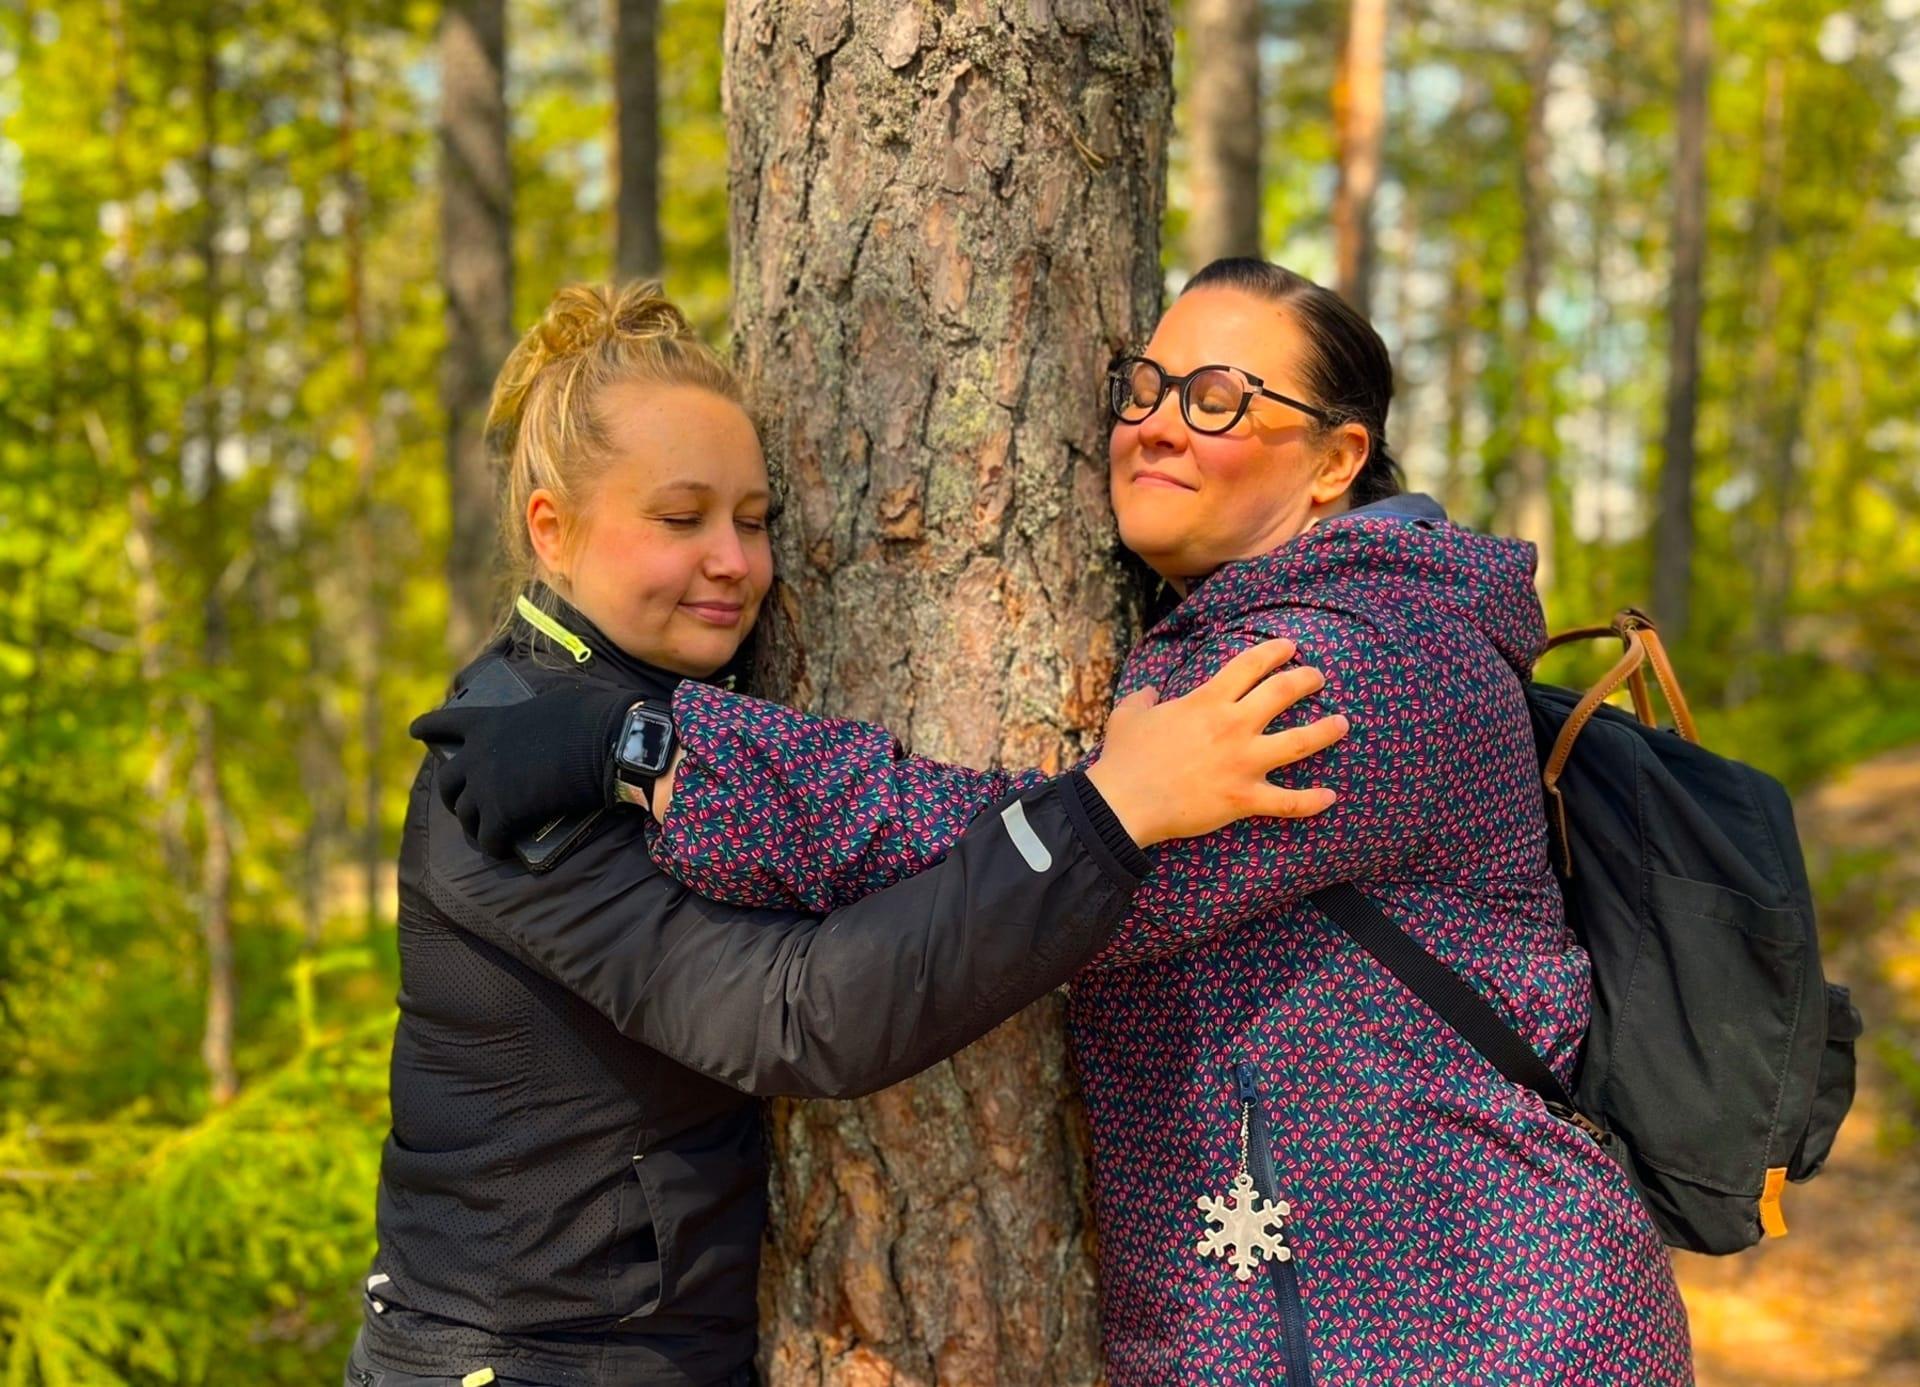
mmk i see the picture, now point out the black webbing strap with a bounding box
[1310,883,1576,1113]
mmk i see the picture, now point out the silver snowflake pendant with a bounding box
[1196,1171,1292,1281]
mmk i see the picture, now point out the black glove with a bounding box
[409,683,645,858]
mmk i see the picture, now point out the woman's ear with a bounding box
[527,487,570,582]
[1309,422,1371,505]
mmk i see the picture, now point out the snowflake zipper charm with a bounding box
[1197,1104,1293,1281]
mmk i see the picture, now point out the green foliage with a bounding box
[0,0,728,1379]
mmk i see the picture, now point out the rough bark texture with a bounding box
[1652,0,1710,647]
[725,2,1171,1381]
[440,0,514,660]
[1185,0,1261,265]
[614,0,663,280]
[1331,0,1386,314]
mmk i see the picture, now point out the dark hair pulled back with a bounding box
[1180,258,1404,506]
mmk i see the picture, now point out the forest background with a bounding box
[2,0,1918,1382]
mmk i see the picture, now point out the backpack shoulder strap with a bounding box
[1310,883,1578,1115]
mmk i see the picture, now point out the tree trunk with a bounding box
[1505,15,1555,595]
[1331,0,1387,313]
[440,0,514,659]
[1439,249,1473,519]
[1585,0,1623,564]
[613,0,662,280]
[1185,0,1261,266]
[195,7,237,1107]
[1652,0,1710,647]
[335,8,389,932]
[726,3,1171,1381]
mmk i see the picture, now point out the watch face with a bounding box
[620,707,674,774]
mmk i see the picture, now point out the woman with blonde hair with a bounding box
[351,280,1347,1387]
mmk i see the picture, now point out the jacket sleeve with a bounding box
[649,682,1055,912]
[422,768,1148,1099]
[656,610,1484,972]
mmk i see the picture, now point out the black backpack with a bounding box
[1312,609,1862,1255]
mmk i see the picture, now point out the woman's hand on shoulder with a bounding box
[1084,638,1347,847]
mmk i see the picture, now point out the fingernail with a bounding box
[1332,715,1350,731]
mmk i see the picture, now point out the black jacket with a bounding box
[360,620,1150,1387]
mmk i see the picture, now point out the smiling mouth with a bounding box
[681,602,745,625]
[1132,471,1198,491]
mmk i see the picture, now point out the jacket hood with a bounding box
[1157,494,1547,677]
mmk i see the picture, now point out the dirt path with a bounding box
[1677,747,1920,1386]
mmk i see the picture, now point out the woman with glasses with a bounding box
[425,260,1692,1385]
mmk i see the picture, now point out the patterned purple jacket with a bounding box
[652,510,1692,1385]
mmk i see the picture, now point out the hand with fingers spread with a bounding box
[1084,637,1348,847]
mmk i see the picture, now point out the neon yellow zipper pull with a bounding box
[514,594,592,664]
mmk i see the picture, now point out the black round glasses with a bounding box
[1107,356,1332,435]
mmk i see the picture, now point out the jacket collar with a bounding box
[509,586,739,692]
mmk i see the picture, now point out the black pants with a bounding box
[344,1331,757,1387]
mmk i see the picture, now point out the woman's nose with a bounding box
[1136,385,1188,450]
[704,528,750,580]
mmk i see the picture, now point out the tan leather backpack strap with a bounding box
[1627,664,1656,727]
[1543,623,1620,654]
[1543,627,1649,792]
[1632,624,1700,744]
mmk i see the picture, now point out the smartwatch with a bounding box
[612,701,677,806]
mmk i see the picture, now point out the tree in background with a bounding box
[439,0,513,659]
[1652,0,1710,647]
[1186,0,1263,264]
[1503,7,1557,591]
[613,0,662,280]
[1332,0,1387,313]
[188,2,239,1108]
[726,0,1171,1378]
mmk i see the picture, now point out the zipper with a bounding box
[514,594,594,664]
[1236,1059,1316,1385]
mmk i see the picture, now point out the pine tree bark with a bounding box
[1652,0,1710,646]
[440,0,514,658]
[1331,0,1387,313]
[1185,0,1261,265]
[613,0,662,280]
[726,3,1171,1380]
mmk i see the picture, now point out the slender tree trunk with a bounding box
[194,8,237,1107]
[1586,0,1623,565]
[1185,0,1261,266]
[1505,14,1555,594]
[1652,0,1711,645]
[440,0,514,658]
[613,0,662,280]
[727,3,1171,1380]
[334,9,388,931]
[1440,249,1473,518]
[1332,0,1387,313]
[106,0,191,892]
[1727,54,1785,701]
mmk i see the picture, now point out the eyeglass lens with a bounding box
[1110,360,1250,435]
